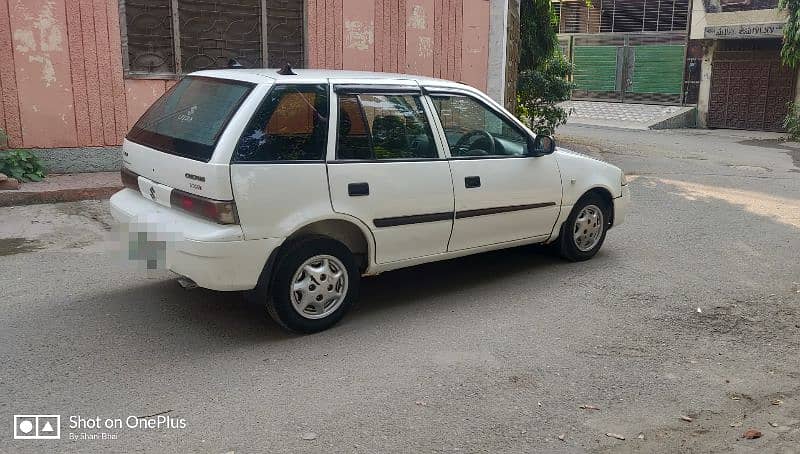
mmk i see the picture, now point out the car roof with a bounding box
[189,68,470,89]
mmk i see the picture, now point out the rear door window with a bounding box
[234,84,329,162]
[127,76,254,162]
[336,94,438,160]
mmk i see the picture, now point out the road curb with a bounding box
[0,185,122,207]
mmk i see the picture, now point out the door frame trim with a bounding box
[373,212,454,228]
[372,202,557,228]
[455,202,556,219]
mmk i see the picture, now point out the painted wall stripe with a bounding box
[78,0,103,145]
[376,0,382,70]
[0,0,22,147]
[454,0,462,81]
[334,0,343,69]
[433,0,441,78]
[325,0,335,68]
[307,0,317,66]
[106,0,128,143]
[65,0,91,146]
[398,0,406,72]
[92,0,115,145]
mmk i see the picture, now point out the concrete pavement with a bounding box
[0,172,122,207]
[560,101,696,130]
[1,126,798,453]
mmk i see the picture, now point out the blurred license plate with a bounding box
[129,232,167,270]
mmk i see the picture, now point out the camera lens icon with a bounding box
[14,415,60,439]
[17,418,34,434]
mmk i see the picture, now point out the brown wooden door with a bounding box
[708,48,796,131]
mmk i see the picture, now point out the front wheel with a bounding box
[264,237,360,334]
[558,194,611,262]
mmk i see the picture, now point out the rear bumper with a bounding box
[612,185,630,228]
[110,188,281,291]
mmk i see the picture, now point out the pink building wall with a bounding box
[308,0,489,89]
[0,0,491,149]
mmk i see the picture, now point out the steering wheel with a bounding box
[453,130,496,156]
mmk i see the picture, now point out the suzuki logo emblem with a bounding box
[149,186,156,201]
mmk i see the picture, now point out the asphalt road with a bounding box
[1,125,799,453]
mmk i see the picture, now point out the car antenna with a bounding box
[277,62,297,75]
[227,58,244,69]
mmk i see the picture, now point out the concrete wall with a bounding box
[0,0,493,150]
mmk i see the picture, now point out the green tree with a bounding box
[519,0,558,72]
[779,0,800,68]
[516,0,575,136]
[779,0,800,139]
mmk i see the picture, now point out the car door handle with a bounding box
[348,182,370,196]
[464,176,481,188]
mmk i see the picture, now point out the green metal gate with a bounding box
[573,46,619,95]
[567,32,687,104]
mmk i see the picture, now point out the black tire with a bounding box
[261,236,359,334]
[558,193,611,262]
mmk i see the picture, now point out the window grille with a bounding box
[120,0,304,76]
[553,0,689,34]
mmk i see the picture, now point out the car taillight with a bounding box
[170,188,239,225]
[121,167,140,191]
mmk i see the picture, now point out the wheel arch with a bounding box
[285,217,374,272]
[579,186,615,227]
[548,184,616,243]
[250,215,376,301]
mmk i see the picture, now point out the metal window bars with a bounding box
[120,0,304,77]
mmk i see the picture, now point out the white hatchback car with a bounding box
[111,67,630,333]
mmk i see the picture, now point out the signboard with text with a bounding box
[704,22,785,39]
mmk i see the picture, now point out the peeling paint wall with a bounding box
[0,0,494,149]
[8,0,76,147]
[0,0,130,148]
[308,0,490,90]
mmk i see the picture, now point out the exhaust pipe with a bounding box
[176,276,198,290]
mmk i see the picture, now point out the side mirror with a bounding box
[528,135,556,157]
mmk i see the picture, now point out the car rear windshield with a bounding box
[127,76,254,162]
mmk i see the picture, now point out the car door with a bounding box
[426,90,562,251]
[326,83,455,264]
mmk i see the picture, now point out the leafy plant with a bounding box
[517,55,576,136]
[516,0,575,135]
[519,0,559,73]
[784,102,800,141]
[0,149,46,182]
[779,0,800,132]
[780,0,800,68]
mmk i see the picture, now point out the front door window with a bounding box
[430,95,528,157]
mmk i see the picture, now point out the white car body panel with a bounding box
[554,147,623,202]
[447,157,562,251]
[231,162,333,240]
[110,188,277,290]
[327,161,455,263]
[122,139,236,201]
[109,68,631,292]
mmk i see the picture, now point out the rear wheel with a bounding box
[263,237,359,333]
[558,193,611,261]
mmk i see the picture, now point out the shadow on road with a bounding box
[355,245,565,316]
[86,244,569,343]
